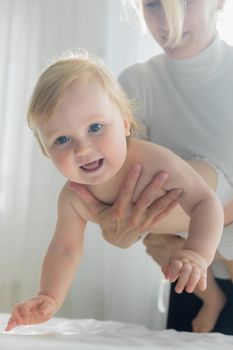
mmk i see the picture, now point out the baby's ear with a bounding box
[123,117,131,136]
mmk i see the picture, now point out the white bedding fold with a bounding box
[0,313,232,350]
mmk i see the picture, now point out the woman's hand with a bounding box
[143,233,185,267]
[69,164,182,248]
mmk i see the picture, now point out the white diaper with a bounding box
[188,157,233,206]
[206,159,233,206]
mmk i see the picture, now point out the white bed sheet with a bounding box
[0,313,233,350]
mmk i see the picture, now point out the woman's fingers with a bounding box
[112,163,142,216]
[145,189,182,228]
[68,167,181,249]
[150,189,181,217]
[128,174,181,231]
[133,172,169,216]
[68,163,143,220]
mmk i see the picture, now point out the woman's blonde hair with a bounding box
[121,0,186,48]
[28,51,141,151]
[160,0,185,48]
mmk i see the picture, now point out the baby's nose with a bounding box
[74,142,94,165]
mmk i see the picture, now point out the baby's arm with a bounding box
[156,149,224,293]
[6,185,86,331]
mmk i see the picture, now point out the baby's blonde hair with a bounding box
[121,0,186,48]
[27,51,141,151]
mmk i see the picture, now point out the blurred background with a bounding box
[0,0,232,330]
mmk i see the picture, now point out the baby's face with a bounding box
[37,80,130,186]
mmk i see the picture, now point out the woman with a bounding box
[69,0,233,334]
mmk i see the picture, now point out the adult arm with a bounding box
[144,233,233,278]
[144,233,185,267]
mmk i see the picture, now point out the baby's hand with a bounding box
[162,249,208,294]
[5,295,58,331]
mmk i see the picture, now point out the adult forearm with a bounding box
[144,233,185,267]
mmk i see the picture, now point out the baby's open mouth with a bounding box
[80,159,104,172]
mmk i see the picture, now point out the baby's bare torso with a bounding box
[68,139,233,231]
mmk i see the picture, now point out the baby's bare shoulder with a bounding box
[58,182,74,206]
[128,139,180,201]
[129,138,181,174]
[58,183,98,222]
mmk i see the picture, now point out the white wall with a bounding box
[0,0,164,330]
[0,0,232,330]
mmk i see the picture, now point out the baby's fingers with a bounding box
[20,300,36,320]
[174,262,192,294]
[185,268,201,293]
[198,274,207,291]
[20,300,46,325]
[5,318,18,332]
[164,259,183,282]
[5,305,23,331]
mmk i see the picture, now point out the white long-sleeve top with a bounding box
[119,35,233,186]
[119,35,233,276]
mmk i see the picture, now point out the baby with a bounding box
[6,52,224,331]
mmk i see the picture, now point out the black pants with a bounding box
[166,278,233,335]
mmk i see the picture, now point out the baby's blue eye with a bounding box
[88,123,102,133]
[55,136,70,144]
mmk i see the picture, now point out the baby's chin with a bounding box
[67,174,113,187]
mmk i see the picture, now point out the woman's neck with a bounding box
[164,32,217,60]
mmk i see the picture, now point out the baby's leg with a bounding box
[192,268,227,333]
